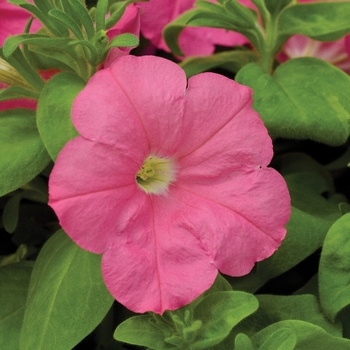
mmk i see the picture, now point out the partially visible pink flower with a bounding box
[0,0,41,47]
[278,0,350,74]
[279,35,350,74]
[136,0,254,58]
[48,55,290,314]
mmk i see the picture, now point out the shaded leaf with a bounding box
[0,262,33,350]
[0,109,51,197]
[319,213,350,321]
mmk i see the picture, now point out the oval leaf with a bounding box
[319,213,350,321]
[259,328,296,350]
[0,262,33,350]
[37,72,86,161]
[235,333,255,350]
[236,58,350,146]
[192,291,259,349]
[251,320,350,350]
[0,109,51,197]
[19,229,114,350]
[114,315,174,350]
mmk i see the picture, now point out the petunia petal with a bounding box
[108,56,188,156]
[102,191,218,314]
[49,137,148,252]
[176,168,290,275]
[72,66,150,152]
[176,73,272,168]
[178,76,272,180]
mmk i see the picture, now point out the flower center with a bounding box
[136,156,176,195]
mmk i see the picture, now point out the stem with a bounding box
[258,17,278,74]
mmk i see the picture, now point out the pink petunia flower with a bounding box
[136,0,254,58]
[48,55,290,314]
[278,0,350,74]
[279,35,350,74]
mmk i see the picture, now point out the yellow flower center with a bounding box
[136,156,176,195]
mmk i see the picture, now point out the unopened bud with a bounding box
[0,58,33,90]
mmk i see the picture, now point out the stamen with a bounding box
[136,156,176,195]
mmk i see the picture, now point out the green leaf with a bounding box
[191,291,258,349]
[319,213,350,321]
[19,229,114,350]
[230,294,342,341]
[278,2,350,41]
[108,33,139,48]
[115,275,234,349]
[236,58,350,146]
[37,72,86,161]
[5,35,74,52]
[95,0,109,32]
[0,262,33,350]
[3,192,29,233]
[0,109,51,197]
[0,87,39,101]
[49,9,84,40]
[258,328,296,350]
[180,49,258,78]
[29,47,81,74]
[251,320,350,350]
[114,315,174,350]
[0,244,28,267]
[235,333,255,350]
[3,35,78,59]
[19,3,68,37]
[264,0,293,16]
[256,295,341,337]
[68,0,95,39]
